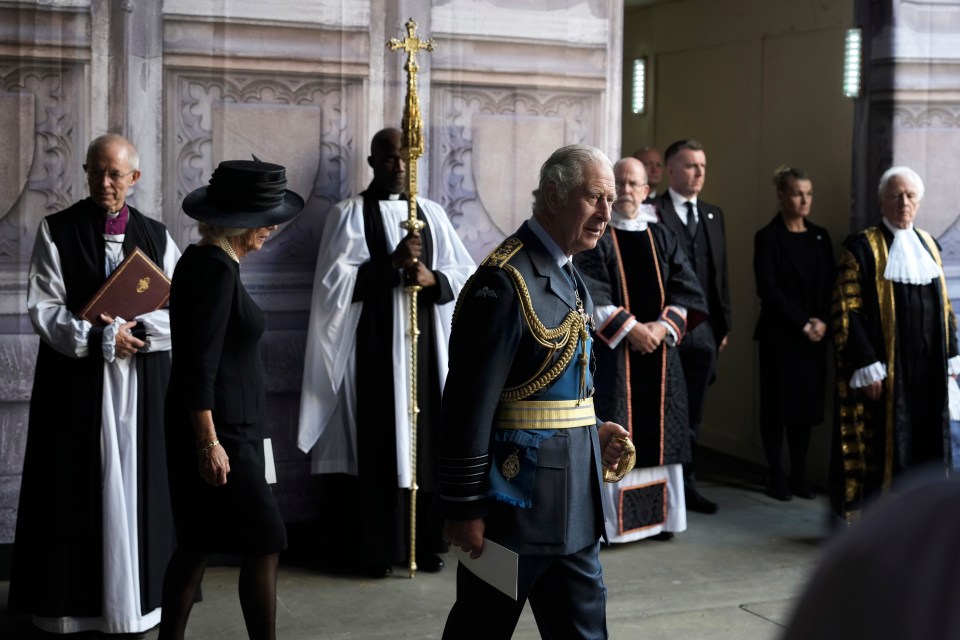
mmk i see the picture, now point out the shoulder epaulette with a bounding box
[482,237,523,268]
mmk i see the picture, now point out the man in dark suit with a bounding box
[653,139,730,514]
[633,146,664,201]
[439,144,631,639]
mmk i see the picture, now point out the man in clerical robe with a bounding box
[832,166,959,524]
[576,157,707,542]
[9,134,180,635]
[298,128,475,577]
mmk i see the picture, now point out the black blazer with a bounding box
[753,214,836,344]
[654,193,731,343]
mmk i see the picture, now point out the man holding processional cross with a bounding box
[298,19,475,579]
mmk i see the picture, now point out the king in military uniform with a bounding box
[439,144,631,639]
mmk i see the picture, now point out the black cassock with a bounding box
[9,199,174,620]
[350,188,453,567]
[576,223,707,468]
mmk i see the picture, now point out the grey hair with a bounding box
[87,133,140,171]
[531,144,613,216]
[197,222,247,241]
[878,166,925,200]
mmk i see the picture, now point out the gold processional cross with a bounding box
[387,17,434,579]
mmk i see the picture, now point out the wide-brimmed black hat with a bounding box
[182,159,305,228]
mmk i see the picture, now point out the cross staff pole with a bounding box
[387,17,434,579]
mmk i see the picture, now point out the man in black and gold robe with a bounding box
[833,166,959,523]
[577,157,707,542]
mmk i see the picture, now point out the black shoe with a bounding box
[764,473,793,502]
[765,479,793,502]
[686,488,718,514]
[362,563,393,579]
[648,531,674,541]
[416,553,445,573]
[790,480,816,500]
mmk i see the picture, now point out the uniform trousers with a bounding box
[442,541,606,639]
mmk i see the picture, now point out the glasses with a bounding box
[616,181,648,193]
[85,168,136,183]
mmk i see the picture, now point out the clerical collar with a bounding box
[881,217,942,285]
[103,204,129,236]
[362,184,406,201]
[528,216,570,268]
[610,204,658,232]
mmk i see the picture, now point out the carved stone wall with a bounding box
[0,2,90,543]
[432,86,600,257]
[856,0,960,302]
[0,0,623,541]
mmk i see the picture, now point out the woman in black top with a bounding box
[159,160,303,640]
[753,166,836,501]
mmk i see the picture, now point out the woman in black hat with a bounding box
[159,160,303,640]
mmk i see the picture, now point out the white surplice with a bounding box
[297,196,475,489]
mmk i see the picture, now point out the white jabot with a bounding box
[610,204,658,232]
[882,218,942,285]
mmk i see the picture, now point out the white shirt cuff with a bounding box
[949,355,960,377]
[849,361,886,388]
[658,320,678,346]
[101,316,125,363]
[609,318,639,349]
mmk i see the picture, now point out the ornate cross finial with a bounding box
[387,18,434,162]
[388,18,435,73]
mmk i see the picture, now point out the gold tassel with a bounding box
[578,324,589,405]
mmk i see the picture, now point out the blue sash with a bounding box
[487,334,593,508]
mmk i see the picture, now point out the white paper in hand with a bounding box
[451,538,519,601]
[264,438,277,484]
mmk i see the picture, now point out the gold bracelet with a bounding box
[197,439,220,456]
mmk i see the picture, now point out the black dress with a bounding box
[164,244,286,554]
[753,215,836,425]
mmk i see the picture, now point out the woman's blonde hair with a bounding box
[197,222,247,241]
[772,165,810,191]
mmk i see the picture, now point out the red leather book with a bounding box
[79,247,171,324]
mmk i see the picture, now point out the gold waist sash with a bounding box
[494,397,596,430]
